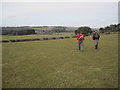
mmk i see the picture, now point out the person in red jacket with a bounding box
[77,33,84,51]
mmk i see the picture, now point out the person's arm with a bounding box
[77,36,79,40]
[99,34,100,38]
[98,34,100,39]
[77,35,80,40]
[92,34,94,40]
[83,35,84,40]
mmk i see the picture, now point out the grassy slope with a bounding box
[2,34,118,88]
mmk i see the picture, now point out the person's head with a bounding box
[95,31,98,34]
[79,32,81,34]
[80,32,83,34]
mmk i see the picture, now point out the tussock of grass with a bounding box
[2,34,118,88]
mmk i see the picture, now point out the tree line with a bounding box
[2,27,35,35]
[75,26,92,36]
[2,23,119,35]
[99,23,120,33]
[74,23,120,36]
[2,26,68,35]
[51,26,67,33]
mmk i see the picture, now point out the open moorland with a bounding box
[2,33,118,88]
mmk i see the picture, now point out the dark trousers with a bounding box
[94,40,99,49]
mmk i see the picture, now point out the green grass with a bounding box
[0,33,1,88]
[2,32,75,40]
[2,33,118,88]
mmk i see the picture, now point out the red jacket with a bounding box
[77,34,84,42]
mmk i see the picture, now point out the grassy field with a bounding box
[2,33,118,88]
[2,33,75,40]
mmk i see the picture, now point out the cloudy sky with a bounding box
[1,0,119,28]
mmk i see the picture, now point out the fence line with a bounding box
[1,36,77,43]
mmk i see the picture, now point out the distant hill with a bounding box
[1,26,99,35]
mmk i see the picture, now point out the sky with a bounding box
[1,0,119,28]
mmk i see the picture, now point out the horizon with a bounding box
[1,23,118,28]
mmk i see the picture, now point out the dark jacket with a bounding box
[93,33,100,40]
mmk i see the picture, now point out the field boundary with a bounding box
[1,36,77,43]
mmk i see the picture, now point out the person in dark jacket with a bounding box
[92,31,100,49]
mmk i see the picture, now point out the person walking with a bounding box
[92,31,100,49]
[77,33,84,51]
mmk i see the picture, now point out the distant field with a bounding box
[2,32,75,40]
[2,33,118,88]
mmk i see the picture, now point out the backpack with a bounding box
[94,33,99,38]
[79,36,83,41]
